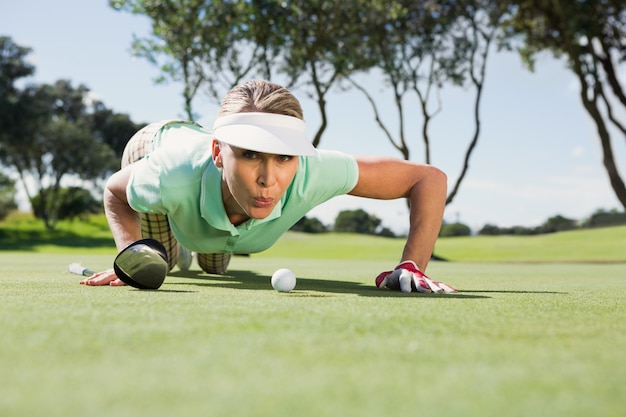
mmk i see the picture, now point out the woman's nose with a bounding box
[258,162,276,187]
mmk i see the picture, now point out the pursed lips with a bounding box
[252,196,274,207]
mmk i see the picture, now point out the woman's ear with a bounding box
[212,139,223,168]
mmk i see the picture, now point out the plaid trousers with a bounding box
[121,121,231,274]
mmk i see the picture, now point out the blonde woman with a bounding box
[81,80,456,293]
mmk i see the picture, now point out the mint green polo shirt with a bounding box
[127,122,359,254]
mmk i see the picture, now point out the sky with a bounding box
[2,0,625,234]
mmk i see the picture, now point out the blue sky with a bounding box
[2,0,624,233]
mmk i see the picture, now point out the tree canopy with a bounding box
[109,1,626,210]
[3,0,626,230]
[0,36,141,229]
[499,0,626,208]
[334,209,382,234]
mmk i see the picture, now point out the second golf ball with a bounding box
[271,268,296,292]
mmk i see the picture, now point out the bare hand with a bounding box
[79,268,126,287]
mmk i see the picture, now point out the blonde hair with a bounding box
[218,80,304,120]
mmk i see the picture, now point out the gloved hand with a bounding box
[375,261,457,293]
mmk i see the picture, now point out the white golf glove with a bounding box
[375,261,457,293]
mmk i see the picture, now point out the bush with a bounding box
[291,216,328,233]
[377,227,396,238]
[582,209,626,228]
[334,209,381,234]
[478,224,501,235]
[31,186,102,222]
[440,222,471,237]
[539,215,577,233]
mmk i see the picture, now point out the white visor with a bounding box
[212,112,317,156]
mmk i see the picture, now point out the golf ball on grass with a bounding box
[271,268,296,292]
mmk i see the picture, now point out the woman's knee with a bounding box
[197,253,232,275]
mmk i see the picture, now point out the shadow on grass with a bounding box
[461,290,567,295]
[125,289,198,294]
[167,269,490,299]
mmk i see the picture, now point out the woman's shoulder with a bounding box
[300,149,356,172]
[139,124,214,185]
[290,149,358,197]
[154,124,213,167]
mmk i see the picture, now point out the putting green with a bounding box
[1,253,624,417]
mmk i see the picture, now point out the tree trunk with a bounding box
[579,81,626,209]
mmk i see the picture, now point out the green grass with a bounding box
[1,215,625,416]
[258,226,626,263]
[2,213,625,262]
[0,212,114,253]
[1,255,625,416]
[434,225,626,262]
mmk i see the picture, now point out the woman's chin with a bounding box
[246,206,275,220]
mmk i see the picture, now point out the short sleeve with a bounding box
[287,150,359,208]
[127,157,166,213]
[126,123,213,214]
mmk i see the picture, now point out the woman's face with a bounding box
[213,141,299,224]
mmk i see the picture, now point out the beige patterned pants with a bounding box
[121,121,231,274]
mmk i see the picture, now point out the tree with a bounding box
[539,214,577,233]
[439,222,472,237]
[0,172,18,220]
[110,0,274,121]
[444,1,508,204]
[0,36,38,171]
[0,36,34,96]
[500,0,626,210]
[290,216,328,233]
[478,223,502,235]
[90,105,144,157]
[110,0,377,146]
[22,113,116,228]
[345,1,507,206]
[334,209,381,234]
[259,0,378,146]
[31,186,101,221]
[582,208,626,228]
[0,37,131,229]
[108,1,509,207]
[377,227,397,238]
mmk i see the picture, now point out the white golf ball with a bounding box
[271,268,296,292]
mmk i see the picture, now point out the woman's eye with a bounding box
[278,155,293,162]
[243,150,258,159]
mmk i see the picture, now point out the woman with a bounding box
[80,80,456,293]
